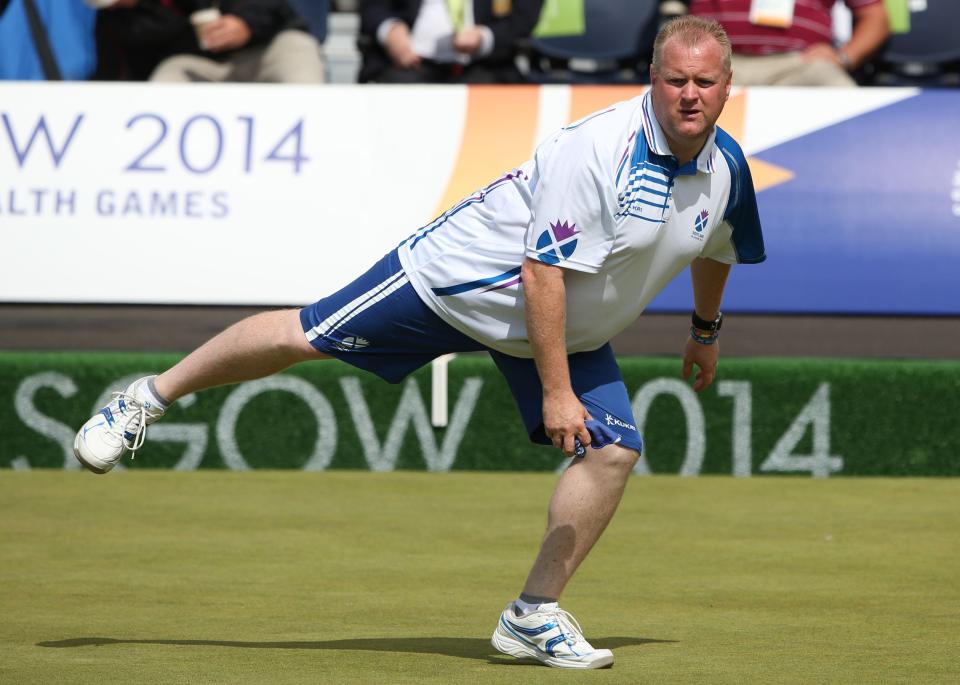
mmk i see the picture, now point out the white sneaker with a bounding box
[491,602,614,669]
[73,376,166,474]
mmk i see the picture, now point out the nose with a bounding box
[680,81,698,101]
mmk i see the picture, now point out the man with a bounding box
[94,0,324,83]
[358,0,543,83]
[687,0,889,86]
[74,16,764,669]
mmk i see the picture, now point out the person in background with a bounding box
[358,0,543,83]
[686,0,889,86]
[94,0,325,83]
[0,0,97,80]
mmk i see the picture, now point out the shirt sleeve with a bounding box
[707,132,766,265]
[524,127,617,273]
[701,220,738,264]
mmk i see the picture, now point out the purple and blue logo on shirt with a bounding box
[694,209,709,233]
[536,220,579,265]
[690,209,709,242]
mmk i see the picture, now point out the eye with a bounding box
[696,79,716,88]
[668,78,686,87]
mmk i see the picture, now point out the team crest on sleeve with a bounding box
[536,220,579,265]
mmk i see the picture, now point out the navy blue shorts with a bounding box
[300,249,643,453]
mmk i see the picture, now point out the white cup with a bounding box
[84,0,121,8]
[190,8,222,50]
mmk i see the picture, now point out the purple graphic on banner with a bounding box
[648,91,960,315]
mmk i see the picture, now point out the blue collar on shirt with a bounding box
[639,91,717,176]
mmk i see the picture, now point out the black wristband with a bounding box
[692,311,723,332]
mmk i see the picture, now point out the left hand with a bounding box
[543,389,592,457]
[682,336,719,392]
[453,27,484,55]
[800,42,845,67]
[200,15,253,53]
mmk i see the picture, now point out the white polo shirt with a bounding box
[397,92,765,358]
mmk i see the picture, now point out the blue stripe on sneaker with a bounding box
[500,616,540,650]
[502,615,567,655]
[505,618,559,636]
[545,634,568,656]
[99,407,114,426]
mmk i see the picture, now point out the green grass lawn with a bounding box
[1,472,958,684]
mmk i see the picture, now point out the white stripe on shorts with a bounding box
[305,271,409,342]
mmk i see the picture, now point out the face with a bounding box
[650,37,731,161]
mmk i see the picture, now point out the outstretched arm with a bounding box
[683,257,731,392]
[523,257,591,456]
[802,0,889,70]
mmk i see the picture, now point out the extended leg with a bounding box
[490,443,636,668]
[155,309,327,402]
[74,309,327,474]
[522,443,639,599]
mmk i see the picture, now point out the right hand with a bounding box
[385,23,421,69]
[543,390,592,457]
[452,27,483,55]
[201,15,253,52]
[801,42,843,66]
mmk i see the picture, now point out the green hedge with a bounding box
[1,352,958,476]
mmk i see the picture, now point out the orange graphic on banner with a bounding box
[436,87,791,219]
[433,86,540,217]
[718,90,793,192]
[717,90,747,142]
[568,85,645,124]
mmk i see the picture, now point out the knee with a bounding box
[266,309,324,360]
[593,444,639,475]
[149,56,193,81]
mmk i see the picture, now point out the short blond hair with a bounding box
[652,15,732,75]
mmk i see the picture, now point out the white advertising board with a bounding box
[5,82,940,312]
[0,83,473,304]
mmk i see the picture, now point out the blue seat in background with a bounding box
[871,0,960,87]
[523,0,662,84]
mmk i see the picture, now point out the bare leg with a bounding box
[154,309,328,402]
[521,444,639,599]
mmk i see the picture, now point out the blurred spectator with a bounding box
[686,0,889,86]
[0,0,97,80]
[94,0,325,83]
[358,0,544,83]
[286,0,330,43]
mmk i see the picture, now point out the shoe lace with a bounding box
[110,391,149,459]
[554,609,587,648]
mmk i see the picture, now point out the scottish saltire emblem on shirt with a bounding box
[694,209,709,232]
[536,220,579,265]
[691,209,709,241]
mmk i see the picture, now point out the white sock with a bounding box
[139,376,169,410]
[513,598,545,616]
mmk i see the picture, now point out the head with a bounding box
[649,16,733,163]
